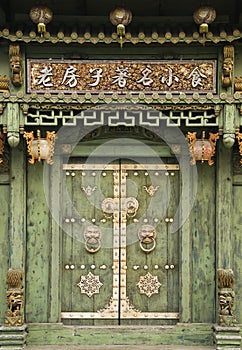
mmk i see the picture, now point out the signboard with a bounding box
[27,59,217,94]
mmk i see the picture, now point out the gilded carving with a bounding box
[222,46,234,88]
[143,185,159,196]
[0,76,9,91]
[234,77,242,92]
[218,269,237,327]
[235,130,242,164]
[27,59,216,93]
[5,269,24,326]
[0,132,6,163]
[137,272,161,297]
[9,45,23,87]
[77,272,103,297]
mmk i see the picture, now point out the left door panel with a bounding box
[61,165,119,325]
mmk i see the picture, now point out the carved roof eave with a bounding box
[0,92,242,105]
[0,28,242,45]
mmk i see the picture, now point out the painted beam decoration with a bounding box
[27,59,216,94]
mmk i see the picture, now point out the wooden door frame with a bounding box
[47,154,193,324]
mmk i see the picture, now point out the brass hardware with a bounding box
[84,225,102,253]
[133,265,139,270]
[77,272,103,298]
[143,185,160,197]
[100,265,107,270]
[165,264,175,270]
[81,185,97,196]
[137,272,161,298]
[126,197,139,217]
[70,264,75,270]
[80,265,86,270]
[64,264,70,270]
[101,196,139,218]
[165,217,174,223]
[138,224,157,254]
[90,265,96,270]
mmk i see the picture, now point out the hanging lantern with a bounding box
[24,130,57,164]
[186,131,219,166]
[109,6,132,48]
[193,5,216,40]
[29,5,53,34]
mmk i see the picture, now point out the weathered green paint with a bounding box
[9,142,26,269]
[25,162,51,323]
[0,175,10,324]
[26,323,215,346]
[232,171,242,324]
[191,164,216,323]
[216,141,233,269]
[48,158,62,323]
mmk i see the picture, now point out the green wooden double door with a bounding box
[61,160,180,325]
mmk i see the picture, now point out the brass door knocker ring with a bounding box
[126,197,139,218]
[139,237,156,253]
[138,224,157,253]
[85,238,101,253]
[84,225,102,254]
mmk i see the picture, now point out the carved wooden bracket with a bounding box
[217,269,237,327]
[5,269,24,327]
[222,45,234,89]
[9,45,23,87]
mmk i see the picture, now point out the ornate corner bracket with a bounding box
[214,268,241,350]
[5,269,24,327]
[222,46,234,89]
[9,45,23,87]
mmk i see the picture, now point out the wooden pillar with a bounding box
[9,140,26,269]
[179,163,196,323]
[216,110,233,269]
[47,156,62,322]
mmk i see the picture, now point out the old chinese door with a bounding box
[61,160,180,325]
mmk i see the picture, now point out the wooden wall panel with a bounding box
[191,165,216,323]
[0,178,9,323]
[25,163,51,323]
[232,174,242,324]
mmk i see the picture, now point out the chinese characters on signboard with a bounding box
[27,59,216,93]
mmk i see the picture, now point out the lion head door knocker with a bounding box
[84,225,102,253]
[138,224,157,253]
[126,197,139,217]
